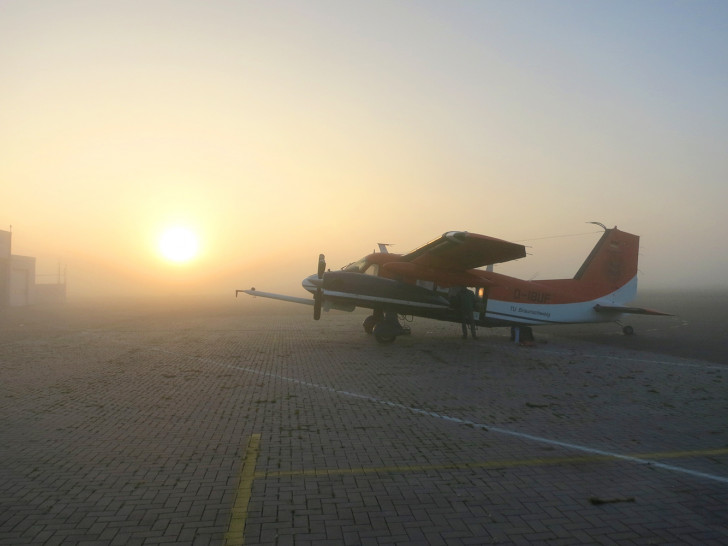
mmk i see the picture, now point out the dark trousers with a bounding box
[461,315,476,338]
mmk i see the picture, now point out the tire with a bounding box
[373,323,397,344]
[363,315,378,334]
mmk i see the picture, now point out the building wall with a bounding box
[0,229,65,306]
[10,255,36,307]
[0,230,11,307]
[36,283,67,304]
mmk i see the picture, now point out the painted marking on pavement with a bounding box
[225,433,261,546]
[133,344,728,485]
[216,361,728,485]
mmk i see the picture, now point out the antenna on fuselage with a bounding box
[587,221,608,231]
[377,243,392,253]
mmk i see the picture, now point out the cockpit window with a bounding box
[343,258,379,276]
[364,264,379,276]
[344,258,368,273]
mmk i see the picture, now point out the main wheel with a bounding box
[373,322,397,344]
[363,315,379,334]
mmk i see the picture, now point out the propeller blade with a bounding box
[317,254,326,279]
[314,253,326,319]
[313,289,322,320]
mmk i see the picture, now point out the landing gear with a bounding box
[363,309,384,334]
[368,311,410,344]
[363,315,378,334]
[510,326,534,343]
[616,320,635,336]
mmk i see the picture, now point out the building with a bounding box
[0,229,66,307]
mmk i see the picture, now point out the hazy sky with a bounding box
[2,1,727,298]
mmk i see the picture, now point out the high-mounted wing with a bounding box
[401,231,526,270]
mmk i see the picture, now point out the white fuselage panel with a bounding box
[485,276,638,325]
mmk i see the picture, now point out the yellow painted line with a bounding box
[225,433,261,546]
[255,454,613,479]
[222,441,728,544]
[631,447,728,460]
[255,447,728,480]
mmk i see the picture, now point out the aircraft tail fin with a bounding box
[573,227,640,291]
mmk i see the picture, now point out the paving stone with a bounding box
[0,303,726,544]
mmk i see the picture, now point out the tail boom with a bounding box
[485,276,639,326]
[483,227,660,326]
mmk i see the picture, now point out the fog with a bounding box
[3,2,727,301]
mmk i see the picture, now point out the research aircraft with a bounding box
[237,224,670,343]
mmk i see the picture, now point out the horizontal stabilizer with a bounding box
[236,289,313,306]
[594,304,672,316]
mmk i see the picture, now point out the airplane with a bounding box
[237,224,671,343]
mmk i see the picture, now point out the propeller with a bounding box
[313,253,325,320]
[317,253,326,278]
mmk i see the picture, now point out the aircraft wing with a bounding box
[238,287,358,313]
[236,288,313,306]
[594,304,673,316]
[401,231,526,270]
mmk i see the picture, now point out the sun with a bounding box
[158,226,200,263]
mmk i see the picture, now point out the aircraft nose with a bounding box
[302,274,322,293]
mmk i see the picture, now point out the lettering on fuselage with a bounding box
[513,289,551,304]
[509,305,552,319]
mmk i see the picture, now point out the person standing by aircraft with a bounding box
[454,287,477,339]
